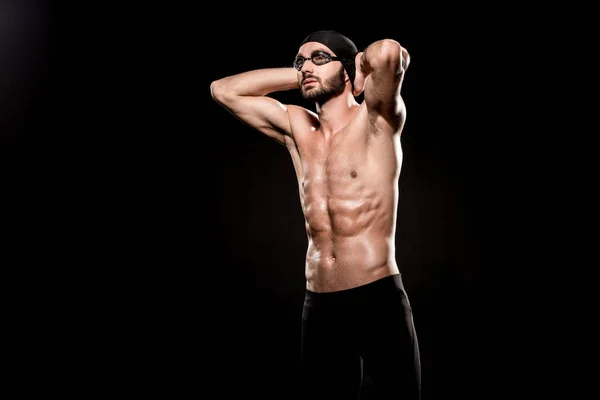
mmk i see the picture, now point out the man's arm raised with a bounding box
[210,68,299,145]
[353,40,410,131]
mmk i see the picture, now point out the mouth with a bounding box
[303,78,317,86]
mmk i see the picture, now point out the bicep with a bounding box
[218,95,292,144]
[363,44,408,125]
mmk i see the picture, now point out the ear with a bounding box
[342,67,350,86]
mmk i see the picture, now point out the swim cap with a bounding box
[299,30,358,88]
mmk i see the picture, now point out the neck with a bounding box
[315,91,359,136]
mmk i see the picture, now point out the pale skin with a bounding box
[210,39,410,292]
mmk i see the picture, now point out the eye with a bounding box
[293,57,305,69]
[312,52,329,64]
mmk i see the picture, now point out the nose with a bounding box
[301,59,314,73]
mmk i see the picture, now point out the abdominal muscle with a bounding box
[301,173,399,293]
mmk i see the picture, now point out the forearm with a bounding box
[211,67,299,97]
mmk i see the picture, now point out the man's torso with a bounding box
[285,103,404,292]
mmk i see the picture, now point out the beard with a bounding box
[301,67,346,104]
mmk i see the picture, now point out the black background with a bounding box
[4,2,568,398]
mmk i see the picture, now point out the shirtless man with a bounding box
[211,30,420,399]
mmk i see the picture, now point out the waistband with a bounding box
[304,273,405,307]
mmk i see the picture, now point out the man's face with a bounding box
[295,42,347,104]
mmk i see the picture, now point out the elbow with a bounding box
[210,79,225,103]
[374,40,403,74]
[211,78,241,106]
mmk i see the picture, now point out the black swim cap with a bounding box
[299,30,358,88]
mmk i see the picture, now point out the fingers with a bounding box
[354,52,364,72]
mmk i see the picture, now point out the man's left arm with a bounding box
[353,39,410,126]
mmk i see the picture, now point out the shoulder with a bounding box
[287,104,317,121]
[287,104,319,136]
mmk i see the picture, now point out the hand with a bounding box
[352,52,367,97]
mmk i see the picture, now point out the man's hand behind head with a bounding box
[352,52,366,97]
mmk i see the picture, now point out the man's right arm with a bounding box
[210,68,299,145]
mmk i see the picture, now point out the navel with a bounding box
[350,170,357,178]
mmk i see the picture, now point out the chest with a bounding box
[298,129,370,181]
